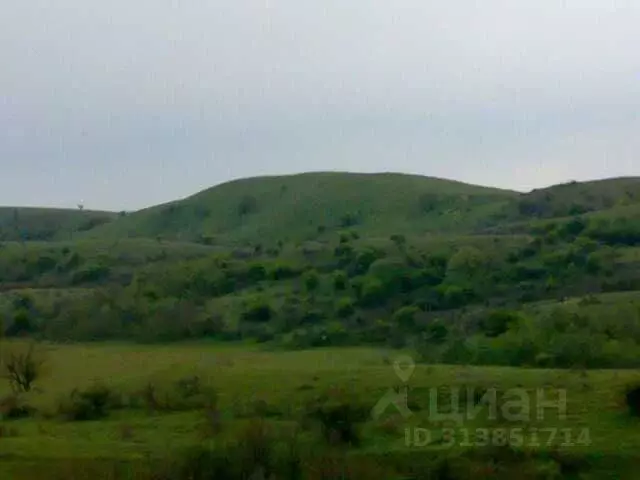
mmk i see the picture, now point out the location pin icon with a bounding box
[393,355,416,383]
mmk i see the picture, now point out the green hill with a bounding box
[82,172,518,244]
[5,173,639,247]
[0,207,118,242]
[497,176,640,220]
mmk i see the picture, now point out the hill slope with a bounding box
[83,172,518,244]
[0,207,118,242]
[478,177,640,235]
[498,177,640,220]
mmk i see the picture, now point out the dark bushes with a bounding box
[58,383,121,421]
[625,384,640,417]
[0,394,35,419]
[480,310,522,337]
[242,298,273,323]
[160,420,302,480]
[133,376,216,413]
[306,396,369,446]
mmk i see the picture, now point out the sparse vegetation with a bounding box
[1,342,46,393]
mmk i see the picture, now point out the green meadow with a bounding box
[1,342,640,478]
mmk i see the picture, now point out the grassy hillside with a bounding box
[493,177,640,223]
[0,207,118,242]
[4,174,638,246]
[82,172,518,244]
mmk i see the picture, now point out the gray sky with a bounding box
[2,0,639,211]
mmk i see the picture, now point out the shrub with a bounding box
[2,341,46,393]
[174,375,202,398]
[5,309,35,336]
[578,294,602,306]
[0,394,36,420]
[138,382,161,412]
[199,400,222,438]
[324,322,351,346]
[361,319,392,343]
[165,445,236,479]
[335,297,356,318]
[255,326,276,343]
[269,263,299,280]
[480,310,523,338]
[437,284,474,309]
[132,377,216,413]
[58,383,121,421]
[163,420,302,480]
[303,269,320,292]
[306,395,369,446]
[167,379,215,411]
[238,195,258,216]
[247,263,267,282]
[625,384,640,417]
[368,258,411,293]
[340,212,360,228]
[352,249,381,275]
[11,294,34,310]
[332,270,348,290]
[299,307,325,325]
[249,399,276,418]
[242,299,273,323]
[358,277,386,307]
[70,264,110,284]
[392,305,419,330]
[390,234,406,247]
[334,244,354,263]
[425,319,448,344]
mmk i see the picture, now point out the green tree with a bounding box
[425,319,448,344]
[303,269,320,293]
[390,234,406,250]
[358,277,386,307]
[242,298,274,323]
[332,271,348,291]
[480,310,523,338]
[392,306,419,330]
[446,246,486,283]
[335,297,355,318]
[6,309,34,337]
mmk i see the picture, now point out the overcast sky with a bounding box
[1,1,639,211]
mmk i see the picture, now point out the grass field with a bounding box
[1,343,640,478]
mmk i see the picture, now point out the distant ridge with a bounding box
[81,171,519,244]
[3,172,639,244]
